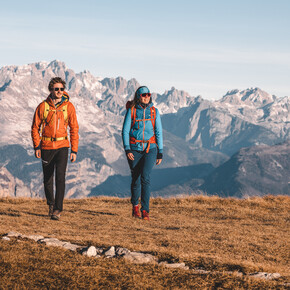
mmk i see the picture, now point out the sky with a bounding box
[0,0,290,100]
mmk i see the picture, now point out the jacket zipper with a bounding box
[142,108,145,151]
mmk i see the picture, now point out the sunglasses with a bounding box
[54,88,64,91]
[140,93,151,98]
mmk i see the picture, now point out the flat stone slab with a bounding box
[159,262,189,270]
[7,231,22,237]
[123,252,157,264]
[249,272,281,280]
[62,242,81,252]
[115,247,131,256]
[39,238,66,247]
[22,235,44,242]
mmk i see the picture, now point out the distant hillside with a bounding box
[200,141,290,197]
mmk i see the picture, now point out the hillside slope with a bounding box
[0,196,289,288]
[200,141,290,197]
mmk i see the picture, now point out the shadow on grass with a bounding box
[22,211,48,217]
[71,209,117,216]
[0,211,21,217]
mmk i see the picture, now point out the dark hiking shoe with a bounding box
[51,210,61,220]
[132,205,141,218]
[48,205,54,216]
[142,210,150,221]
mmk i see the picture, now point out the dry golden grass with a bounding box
[0,195,289,289]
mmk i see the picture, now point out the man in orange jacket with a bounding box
[31,77,79,220]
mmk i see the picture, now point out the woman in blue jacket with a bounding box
[122,86,163,220]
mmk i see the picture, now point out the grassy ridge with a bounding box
[0,195,289,288]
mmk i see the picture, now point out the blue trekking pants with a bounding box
[127,147,157,212]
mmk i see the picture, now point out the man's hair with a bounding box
[48,77,66,92]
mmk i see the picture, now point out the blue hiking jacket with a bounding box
[122,103,163,153]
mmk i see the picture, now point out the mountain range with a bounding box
[0,60,289,198]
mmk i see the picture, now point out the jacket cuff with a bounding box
[125,150,132,155]
[71,151,77,155]
[34,145,41,150]
[157,152,163,159]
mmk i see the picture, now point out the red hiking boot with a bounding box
[132,205,141,218]
[142,210,150,221]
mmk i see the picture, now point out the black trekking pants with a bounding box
[41,147,68,211]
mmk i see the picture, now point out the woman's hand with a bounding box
[127,153,134,160]
[156,159,162,165]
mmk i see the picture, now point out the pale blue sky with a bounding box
[1,0,289,99]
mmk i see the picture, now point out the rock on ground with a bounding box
[104,246,115,258]
[159,262,189,270]
[249,272,281,280]
[123,252,157,264]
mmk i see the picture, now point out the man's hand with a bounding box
[70,153,77,163]
[35,149,41,159]
[156,159,162,165]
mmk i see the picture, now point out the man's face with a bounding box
[51,83,64,100]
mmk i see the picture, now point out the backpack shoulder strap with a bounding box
[43,101,50,121]
[150,106,156,130]
[62,104,68,123]
[131,105,136,128]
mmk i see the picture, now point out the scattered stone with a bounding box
[22,235,44,242]
[224,271,243,277]
[104,246,115,258]
[7,231,22,238]
[82,246,97,257]
[249,272,281,280]
[2,232,284,281]
[95,247,103,255]
[159,261,189,270]
[192,268,211,274]
[62,242,81,252]
[123,252,157,264]
[115,247,131,256]
[39,238,65,247]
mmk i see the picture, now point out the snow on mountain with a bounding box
[162,87,289,155]
[154,87,196,114]
[0,60,288,198]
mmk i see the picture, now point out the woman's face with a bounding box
[139,93,151,104]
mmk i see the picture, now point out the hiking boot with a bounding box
[48,205,54,217]
[51,210,61,220]
[132,205,141,218]
[142,210,149,221]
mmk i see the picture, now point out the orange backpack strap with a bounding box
[150,106,156,130]
[131,105,136,128]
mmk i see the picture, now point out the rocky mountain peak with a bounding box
[221,87,275,107]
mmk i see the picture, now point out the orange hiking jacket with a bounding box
[31,92,79,152]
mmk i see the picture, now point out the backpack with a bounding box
[41,101,68,139]
[129,104,156,153]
